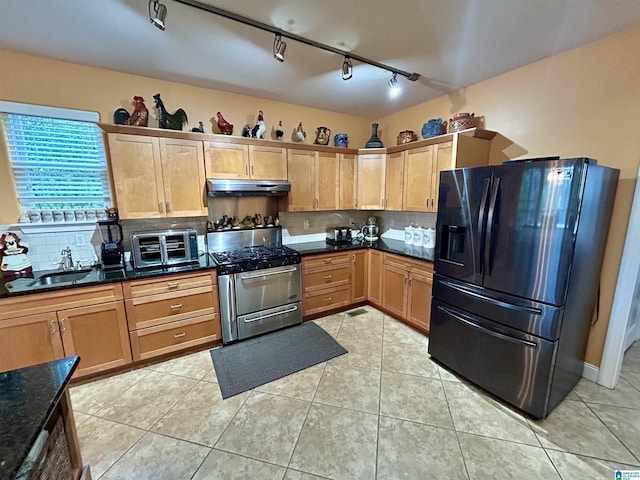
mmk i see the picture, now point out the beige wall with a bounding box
[377,27,640,366]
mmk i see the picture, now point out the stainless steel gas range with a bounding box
[206,228,302,344]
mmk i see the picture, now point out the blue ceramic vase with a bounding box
[365,123,384,148]
[421,118,444,139]
[334,133,348,148]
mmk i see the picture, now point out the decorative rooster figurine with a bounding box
[251,110,266,139]
[153,93,188,130]
[191,121,204,133]
[296,122,306,142]
[113,96,149,126]
[216,112,233,135]
[275,120,284,141]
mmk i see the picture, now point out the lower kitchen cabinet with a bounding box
[302,252,352,316]
[381,252,433,333]
[0,284,132,378]
[351,250,367,303]
[367,250,383,307]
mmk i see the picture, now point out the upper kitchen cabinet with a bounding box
[204,141,287,180]
[107,133,206,219]
[287,150,340,211]
[384,151,404,211]
[339,153,357,210]
[404,145,439,212]
[357,152,386,210]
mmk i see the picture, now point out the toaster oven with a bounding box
[131,229,199,268]
[326,226,353,245]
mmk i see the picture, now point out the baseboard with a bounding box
[582,362,599,382]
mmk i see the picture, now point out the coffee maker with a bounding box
[98,217,123,269]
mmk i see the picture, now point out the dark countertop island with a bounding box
[0,356,86,480]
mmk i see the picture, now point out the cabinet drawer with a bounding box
[303,264,350,292]
[303,285,351,316]
[303,252,350,269]
[129,314,221,361]
[123,271,216,298]
[383,252,433,275]
[125,286,217,330]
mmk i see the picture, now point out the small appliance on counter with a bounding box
[98,217,124,269]
[326,227,352,245]
[131,228,198,269]
[361,216,379,242]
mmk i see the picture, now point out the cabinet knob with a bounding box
[324,297,333,302]
[49,320,57,335]
[323,274,333,279]
[325,258,332,264]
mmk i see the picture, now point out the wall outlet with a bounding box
[75,233,86,247]
[349,217,355,226]
[304,219,310,230]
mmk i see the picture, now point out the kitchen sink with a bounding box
[29,269,93,287]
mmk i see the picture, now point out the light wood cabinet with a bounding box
[287,150,340,211]
[404,146,436,212]
[204,142,287,180]
[385,151,404,210]
[124,271,221,361]
[367,250,383,307]
[339,153,358,209]
[430,141,454,212]
[357,153,386,210]
[249,145,288,180]
[302,252,352,316]
[0,284,131,378]
[381,253,434,333]
[351,250,367,303]
[107,133,206,219]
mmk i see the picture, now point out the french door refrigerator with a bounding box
[428,157,618,418]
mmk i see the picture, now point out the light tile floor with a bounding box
[71,306,640,479]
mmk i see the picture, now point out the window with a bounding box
[0,103,110,213]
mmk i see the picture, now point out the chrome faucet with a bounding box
[59,247,74,271]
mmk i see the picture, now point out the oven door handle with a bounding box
[243,305,299,323]
[240,267,298,279]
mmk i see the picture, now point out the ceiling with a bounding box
[1,0,640,118]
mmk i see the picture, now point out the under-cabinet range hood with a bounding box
[206,179,291,197]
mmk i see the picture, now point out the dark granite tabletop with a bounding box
[0,356,79,480]
[291,238,435,263]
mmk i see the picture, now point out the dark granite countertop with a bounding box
[0,254,214,298]
[291,238,435,263]
[0,356,79,480]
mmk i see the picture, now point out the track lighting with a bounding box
[273,34,286,62]
[149,0,167,31]
[388,73,400,97]
[342,56,353,81]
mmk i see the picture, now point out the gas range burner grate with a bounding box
[212,245,299,265]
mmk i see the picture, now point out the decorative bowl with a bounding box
[396,130,418,145]
[448,112,480,133]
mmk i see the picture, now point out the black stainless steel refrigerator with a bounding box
[428,157,619,419]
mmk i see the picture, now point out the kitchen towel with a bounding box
[210,322,347,399]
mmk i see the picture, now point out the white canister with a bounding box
[423,227,436,248]
[404,226,414,244]
[413,227,423,247]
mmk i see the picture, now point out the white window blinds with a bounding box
[1,113,111,211]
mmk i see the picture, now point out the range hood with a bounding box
[206,179,291,197]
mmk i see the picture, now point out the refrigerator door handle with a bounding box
[437,305,538,349]
[485,177,501,275]
[440,279,543,315]
[478,178,491,274]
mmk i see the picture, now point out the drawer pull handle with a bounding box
[405,264,412,269]
[49,320,57,335]
[174,332,186,338]
[60,319,67,332]
[170,304,183,309]
[323,275,333,279]
[325,259,332,263]
[324,296,333,301]
[167,281,180,288]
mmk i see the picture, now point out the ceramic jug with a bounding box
[334,133,348,148]
[423,227,436,248]
[421,118,444,139]
[314,126,331,145]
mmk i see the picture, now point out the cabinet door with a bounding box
[339,153,357,210]
[430,141,453,212]
[249,145,287,180]
[107,134,165,219]
[316,152,340,210]
[159,138,207,217]
[382,263,407,318]
[0,313,64,373]
[404,146,433,212]
[385,151,405,210]
[287,149,315,211]
[351,250,368,303]
[203,141,249,179]
[357,154,386,209]
[367,250,383,306]
[58,301,132,378]
[406,271,433,333]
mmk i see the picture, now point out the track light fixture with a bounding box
[149,0,167,31]
[162,1,420,86]
[273,34,287,62]
[388,73,400,97]
[342,56,353,81]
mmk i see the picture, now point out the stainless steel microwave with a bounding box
[130,229,199,268]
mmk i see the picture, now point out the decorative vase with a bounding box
[364,123,384,148]
[448,112,479,133]
[421,118,445,139]
[314,126,331,145]
[396,130,418,145]
[334,133,348,148]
